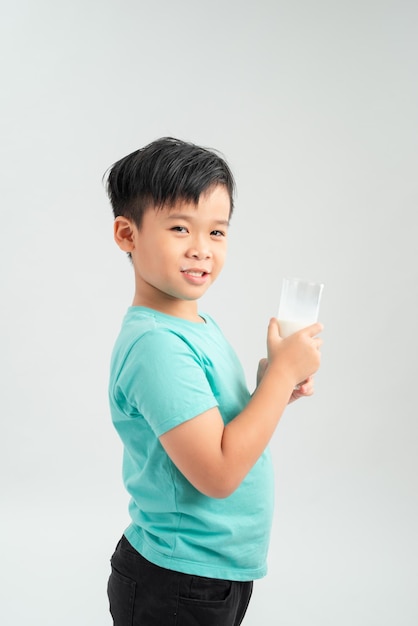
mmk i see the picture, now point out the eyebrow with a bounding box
[166,213,230,226]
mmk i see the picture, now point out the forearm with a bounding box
[219,364,295,494]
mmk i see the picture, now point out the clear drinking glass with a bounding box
[277,277,324,338]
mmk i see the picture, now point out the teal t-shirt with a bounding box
[109,306,275,581]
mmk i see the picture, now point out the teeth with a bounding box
[185,271,204,277]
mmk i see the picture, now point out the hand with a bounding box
[267,318,323,387]
[288,375,315,403]
[256,357,269,387]
[258,357,315,403]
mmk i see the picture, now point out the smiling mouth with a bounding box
[181,269,208,277]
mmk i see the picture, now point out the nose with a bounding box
[186,237,212,260]
[187,247,212,260]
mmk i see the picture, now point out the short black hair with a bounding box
[105,137,235,227]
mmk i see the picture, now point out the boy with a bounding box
[105,137,322,625]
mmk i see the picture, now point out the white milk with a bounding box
[277,319,311,338]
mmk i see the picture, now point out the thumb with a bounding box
[267,317,282,360]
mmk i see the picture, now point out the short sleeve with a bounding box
[114,328,219,437]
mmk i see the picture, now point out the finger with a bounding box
[267,318,281,360]
[257,358,268,375]
[314,336,323,350]
[267,318,281,345]
[305,322,324,337]
[289,385,313,403]
[296,375,314,392]
[297,381,314,396]
[268,317,281,336]
[299,376,312,385]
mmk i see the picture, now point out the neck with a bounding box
[132,292,202,323]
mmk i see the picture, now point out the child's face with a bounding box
[128,184,231,316]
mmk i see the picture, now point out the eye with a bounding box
[171,226,188,233]
[211,229,226,238]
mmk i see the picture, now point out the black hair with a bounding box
[105,137,235,227]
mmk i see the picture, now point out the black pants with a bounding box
[108,535,253,626]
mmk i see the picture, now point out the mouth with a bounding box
[181,269,209,277]
[180,268,211,285]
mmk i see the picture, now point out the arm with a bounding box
[160,319,323,498]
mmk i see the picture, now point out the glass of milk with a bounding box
[277,277,324,338]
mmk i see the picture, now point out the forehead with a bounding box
[156,184,232,219]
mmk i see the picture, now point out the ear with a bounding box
[114,216,136,253]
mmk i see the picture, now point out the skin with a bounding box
[114,184,323,498]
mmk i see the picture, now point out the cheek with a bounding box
[218,245,228,264]
[213,249,227,274]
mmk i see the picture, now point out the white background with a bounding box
[1,1,417,624]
